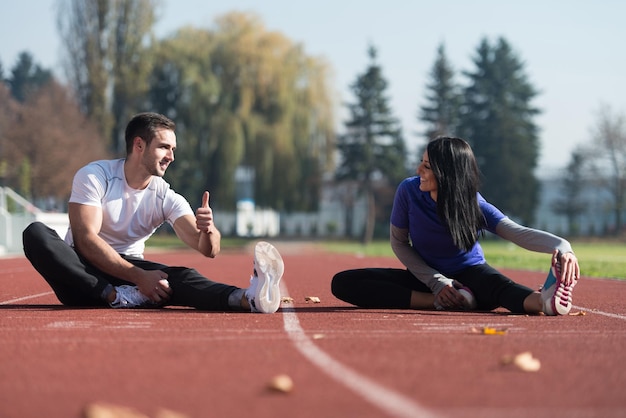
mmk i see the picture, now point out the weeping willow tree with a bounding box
[149,12,335,211]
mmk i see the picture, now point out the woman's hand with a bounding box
[435,281,468,309]
[556,250,580,287]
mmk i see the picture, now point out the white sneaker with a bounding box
[245,242,284,313]
[458,286,477,310]
[541,251,576,315]
[110,285,152,309]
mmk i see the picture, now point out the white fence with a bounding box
[0,187,71,255]
[1,186,366,256]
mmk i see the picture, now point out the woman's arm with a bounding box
[495,217,579,284]
[390,224,453,295]
[495,217,573,254]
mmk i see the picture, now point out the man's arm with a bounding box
[173,191,221,258]
[68,202,169,298]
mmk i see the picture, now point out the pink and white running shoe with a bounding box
[541,251,576,315]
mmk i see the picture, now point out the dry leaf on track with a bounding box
[156,409,191,418]
[471,326,508,335]
[83,402,149,418]
[305,296,321,303]
[502,351,541,372]
[281,296,295,303]
[267,374,294,393]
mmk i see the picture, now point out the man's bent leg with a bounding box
[22,222,110,306]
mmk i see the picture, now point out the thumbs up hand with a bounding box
[195,191,214,233]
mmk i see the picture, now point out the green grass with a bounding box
[479,240,625,279]
[320,239,626,280]
[146,234,253,251]
[147,234,625,279]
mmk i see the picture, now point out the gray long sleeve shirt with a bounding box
[390,218,573,295]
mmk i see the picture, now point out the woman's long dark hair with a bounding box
[427,136,486,251]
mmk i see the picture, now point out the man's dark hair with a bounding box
[125,112,176,155]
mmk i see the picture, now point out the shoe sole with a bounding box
[549,281,574,315]
[546,251,574,315]
[253,241,284,313]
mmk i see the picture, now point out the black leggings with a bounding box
[331,264,534,313]
[22,222,239,310]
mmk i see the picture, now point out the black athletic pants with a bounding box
[331,264,534,313]
[22,222,240,310]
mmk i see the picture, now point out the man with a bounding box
[22,112,283,313]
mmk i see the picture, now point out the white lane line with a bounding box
[574,305,626,320]
[0,291,54,305]
[280,283,437,418]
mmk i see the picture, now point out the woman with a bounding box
[331,136,579,315]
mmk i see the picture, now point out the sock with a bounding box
[101,284,115,302]
[542,269,557,291]
[228,288,246,309]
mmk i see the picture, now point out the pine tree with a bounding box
[336,45,407,243]
[459,37,541,224]
[7,52,52,102]
[419,43,461,142]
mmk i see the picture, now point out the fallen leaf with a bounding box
[305,296,321,303]
[471,326,507,335]
[267,374,294,393]
[84,403,149,418]
[502,352,541,372]
[281,297,295,303]
[514,352,541,372]
[156,409,191,418]
[568,311,586,316]
[312,333,325,339]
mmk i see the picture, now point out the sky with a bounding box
[1,0,624,173]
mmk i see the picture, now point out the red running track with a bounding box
[1,244,625,418]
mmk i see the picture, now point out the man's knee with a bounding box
[23,221,56,243]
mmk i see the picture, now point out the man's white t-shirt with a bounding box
[65,159,194,258]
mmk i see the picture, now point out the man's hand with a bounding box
[135,269,172,304]
[196,191,215,234]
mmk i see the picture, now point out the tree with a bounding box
[336,45,407,244]
[109,0,158,155]
[419,43,461,142]
[58,0,157,155]
[551,149,588,236]
[0,82,19,187]
[588,104,626,236]
[148,13,335,212]
[459,37,541,225]
[7,51,52,102]
[3,80,108,204]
